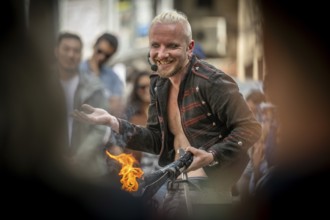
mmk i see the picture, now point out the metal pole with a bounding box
[182,171,193,216]
[178,148,193,216]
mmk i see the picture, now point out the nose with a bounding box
[98,53,107,61]
[156,46,169,59]
[67,49,77,59]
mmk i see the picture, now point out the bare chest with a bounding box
[167,86,190,149]
[167,87,182,134]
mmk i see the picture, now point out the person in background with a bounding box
[234,92,277,201]
[193,42,206,60]
[232,90,265,199]
[55,32,110,180]
[0,2,150,219]
[245,89,266,122]
[73,10,261,220]
[124,71,161,175]
[80,33,125,117]
[234,1,330,219]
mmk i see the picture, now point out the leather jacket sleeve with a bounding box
[203,73,261,166]
[109,75,162,155]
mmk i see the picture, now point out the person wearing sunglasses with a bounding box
[80,33,125,117]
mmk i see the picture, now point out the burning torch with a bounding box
[106,149,194,202]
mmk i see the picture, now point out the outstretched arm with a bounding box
[72,104,120,133]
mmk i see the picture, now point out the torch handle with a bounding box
[139,151,194,200]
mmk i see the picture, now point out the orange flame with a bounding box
[106,150,144,192]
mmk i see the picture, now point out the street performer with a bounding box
[73,10,261,219]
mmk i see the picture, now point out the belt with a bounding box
[167,177,209,191]
[166,177,230,204]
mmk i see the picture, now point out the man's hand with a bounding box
[71,104,119,132]
[184,146,214,172]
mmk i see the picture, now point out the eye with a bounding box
[150,43,159,48]
[74,48,81,54]
[168,44,178,49]
[62,46,70,52]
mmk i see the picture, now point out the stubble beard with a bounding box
[158,59,190,78]
[159,66,181,78]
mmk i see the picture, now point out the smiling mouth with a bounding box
[157,60,173,66]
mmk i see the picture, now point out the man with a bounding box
[80,33,125,117]
[73,11,261,219]
[55,32,110,179]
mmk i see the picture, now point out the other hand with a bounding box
[71,104,115,127]
[184,146,214,172]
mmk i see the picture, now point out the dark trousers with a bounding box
[161,177,232,220]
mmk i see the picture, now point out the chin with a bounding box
[159,69,178,78]
[158,71,170,78]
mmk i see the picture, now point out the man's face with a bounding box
[93,39,115,66]
[55,38,82,72]
[149,23,194,78]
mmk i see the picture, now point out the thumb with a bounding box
[185,146,197,154]
[81,104,95,113]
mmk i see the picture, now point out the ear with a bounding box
[187,40,195,57]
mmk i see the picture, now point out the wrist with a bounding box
[109,116,120,133]
[207,149,219,167]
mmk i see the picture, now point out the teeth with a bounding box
[157,60,171,65]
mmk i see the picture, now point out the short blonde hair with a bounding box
[150,10,192,43]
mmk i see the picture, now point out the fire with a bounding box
[106,150,144,192]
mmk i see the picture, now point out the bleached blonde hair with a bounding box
[150,10,192,43]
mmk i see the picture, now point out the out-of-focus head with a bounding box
[246,89,265,116]
[2,30,67,176]
[193,42,206,59]
[258,0,330,110]
[257,0,330,161]
[93,33,118,66]
[55,32,82,73]
[133,71,151,104]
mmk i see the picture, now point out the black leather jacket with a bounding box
[114,56,261,169]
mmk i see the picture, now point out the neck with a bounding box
[142,101,149,111]
[88,58,101,76]
[169,59,190,86]
[58,66,78,81]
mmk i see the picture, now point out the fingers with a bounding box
[185,146,198,154]
[71,109,94,124]
[81,104,95,114]
[184,146,212,172]
[70,104,96,124]
[184,146,197,172]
